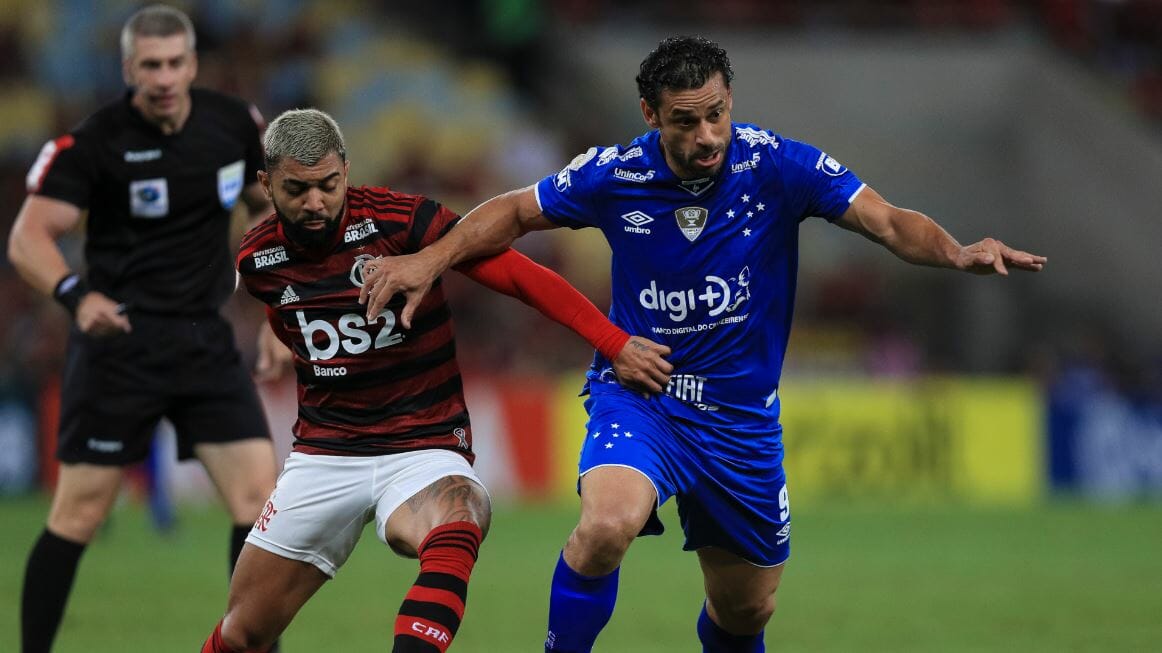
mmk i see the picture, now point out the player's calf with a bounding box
[704,594,775,637]
[697,602,765,653]
[393,520,484,652]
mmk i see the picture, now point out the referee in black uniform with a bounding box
[7,6,282,652]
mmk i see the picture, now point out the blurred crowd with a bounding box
[0,0,1159,400]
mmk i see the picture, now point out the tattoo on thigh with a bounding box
[405,475,485,524]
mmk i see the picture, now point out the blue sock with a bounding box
[698,602,764,653]
[545,551,619,652]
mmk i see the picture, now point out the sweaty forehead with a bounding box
[660,73,730,115]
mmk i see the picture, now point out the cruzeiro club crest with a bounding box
[674,206,709,242]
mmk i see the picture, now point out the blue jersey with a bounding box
[535,123,865,428]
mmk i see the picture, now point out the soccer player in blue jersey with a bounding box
[360,36,1046,652]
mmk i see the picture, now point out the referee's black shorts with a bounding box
[57,312,271,465]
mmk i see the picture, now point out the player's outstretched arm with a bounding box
[836,186,1046,275]
[359,185,554,325]
[458,249,673,394]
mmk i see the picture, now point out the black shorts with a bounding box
[57,313,271,465]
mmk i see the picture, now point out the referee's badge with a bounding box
[129,178,169,218]
[674,206,708,242]
[218,159,245,209]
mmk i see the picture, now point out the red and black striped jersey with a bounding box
[237,185,473,460]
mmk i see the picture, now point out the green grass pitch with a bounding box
[2,497,1160,651]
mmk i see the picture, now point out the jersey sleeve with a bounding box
[778,138,866,222]
[455,249,629,360]
[534,147,604,229]
[407,198,463,253]
[26,133,97,209]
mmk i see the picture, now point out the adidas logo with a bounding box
[279,285,300,306]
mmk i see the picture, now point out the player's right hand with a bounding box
[358,252,440,328]
[955,237,1046,275]
[612,336,673,395]
[75,291,131,337]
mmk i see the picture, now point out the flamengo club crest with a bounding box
[349,253,376,287]
[675,206,709,242]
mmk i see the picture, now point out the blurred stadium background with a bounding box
[1,1,1161,651]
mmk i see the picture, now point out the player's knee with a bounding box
[47,498,112,543]
[572,513,637,562]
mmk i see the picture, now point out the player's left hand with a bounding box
[358,253,439,328]
[613,336,673,395]
[955,238,1046,275]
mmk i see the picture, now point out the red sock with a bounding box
[393,521,483,652]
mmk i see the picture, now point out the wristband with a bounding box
[52,273,89,316]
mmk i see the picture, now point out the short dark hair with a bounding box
[636,36,734,110]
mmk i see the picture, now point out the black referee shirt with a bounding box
[27,88,266,315]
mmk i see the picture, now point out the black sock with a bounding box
[22,529,86,653]
[229,524,249,579]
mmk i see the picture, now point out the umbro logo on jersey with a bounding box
[279,285,300,306]
[675,206,708,242]
[621,211,653,234]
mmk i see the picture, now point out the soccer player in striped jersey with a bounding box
[359,36,1046,653]
[199,109,671,653]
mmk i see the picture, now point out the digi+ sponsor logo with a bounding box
[638,266,751,321]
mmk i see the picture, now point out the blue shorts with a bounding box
[578,384,791,567]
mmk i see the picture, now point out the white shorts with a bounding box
[246,449,486,577]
